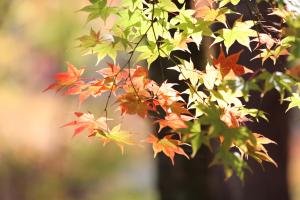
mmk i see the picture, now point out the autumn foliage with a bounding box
[45,0,300,180]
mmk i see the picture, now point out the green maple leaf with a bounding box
[93,41,123,63]
[285,93,300,111]
[80,0,118,22]
[218,0,241,7]
[97,124,137,154]
[78,28,101,49]
[168,60,201,86]
[135,43,159,65]
[216,19,257,52]
[201,63,221,90]
[158,0,179,12]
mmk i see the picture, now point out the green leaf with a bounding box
[135,43,159,65]
[182,120,203,157]
[168,60,201,86]
[210,148,248,180]
[93,41,122,63]
[158,0,179,12]
[78,28,102,52]
[219,0,241,7]
[201,63,220,90]
[285,93,300,111]
[219,20,257,52]
[80,0,118,22]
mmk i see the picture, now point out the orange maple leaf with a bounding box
[63,79,109,104]
[62,112,108,137]
[169,101,192,116]
[145,134,189,165]
[43,63,85,92]
[97,63,128,84]
[247,133,278,167]
[157,113,193,131]
[193,0,214,19]
[220,106,248,128]
[117,93,149,118]
[213,49,253,80]
[287,64,300,81]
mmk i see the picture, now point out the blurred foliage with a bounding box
[0,0,157,199]
[0,142,157,200]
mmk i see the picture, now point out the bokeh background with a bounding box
[0,0,157,199]
[0,0,299,200]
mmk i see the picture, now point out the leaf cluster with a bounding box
[45,0,300,180]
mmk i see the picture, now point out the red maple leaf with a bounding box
[43,63,85,92]
[213,49,253,80]
[97,63,128,84]
[64,79,108,104]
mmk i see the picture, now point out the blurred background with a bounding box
[0,0,157,200]
[0,0,299,200]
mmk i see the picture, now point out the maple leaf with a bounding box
[285,93,300,111]
[145,80,160,95]
[80,0,118,22]
[63,81,87,95]
[254,33,277,49]
[132,65,148,78]
[78,28,102,52]
[44,63,85,92]
[157,82,179,99]
[97,125,137,154]
[169,101,192,116]
[80,80,110,104]
[287,64,300,81]
[145,134,189,165]
[156,82,184,110]
[168,60,201,86]
[63,79,109,104]
[218,0,240,7]
[193,0,212,20]
[194,0,230,24]
[201,63,221,90]
[122,66,150,94]
[117,92,149,118]
[220,106,248,128]
[253,48,289,65]
[194,0,214,10]
[130,66,149,91]
[167,31,193,52]
[157,113,193,131]
[97,63,128,84]
[116,66,162,118]
[213,49,253,80]
[62,112,109,137]
[247,133,277,167]
[215,19,257,51]
[269,7,292,20]
[253,36,294,64]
